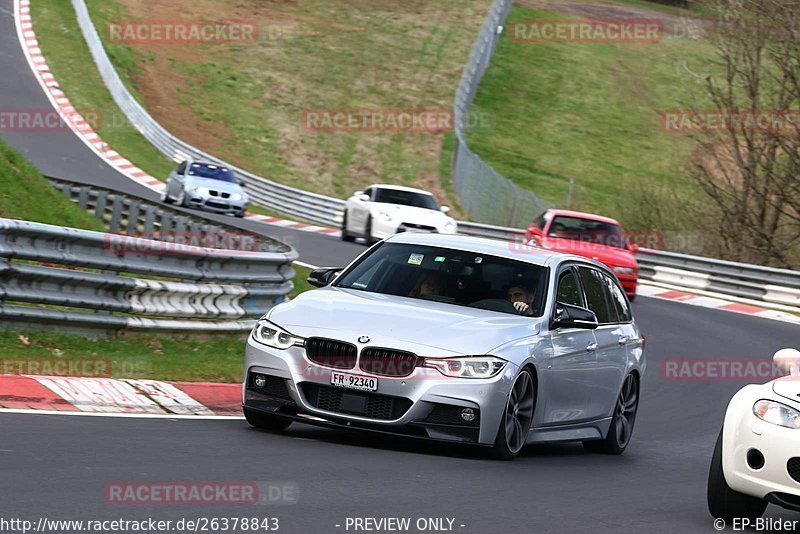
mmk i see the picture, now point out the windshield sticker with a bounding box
[408,253,424,266]
[434,256,446,263]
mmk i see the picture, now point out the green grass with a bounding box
[31,0,174,180]
[289,264,313,299]
[0,330,246,382]
[465,3,713,228]
[0,140,105,230]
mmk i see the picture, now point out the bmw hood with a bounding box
[268,287,540,355]
[186,176,245,195]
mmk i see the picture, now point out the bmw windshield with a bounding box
[335,243,548,316]
[188,163,238,183]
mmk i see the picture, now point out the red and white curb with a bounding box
[0,375,242,417]
[14,0,341,239]
[637,283,800,325]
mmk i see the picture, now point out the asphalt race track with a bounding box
[1,1,799,532]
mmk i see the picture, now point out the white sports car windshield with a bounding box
[336,243,548,316]
[374,189,439,210]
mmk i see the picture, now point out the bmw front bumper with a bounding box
[242,335,517,445]
[186,192,247,216]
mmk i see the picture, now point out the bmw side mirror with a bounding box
[308,267,343,288]
[551,302,598,330]
[238,180,246,188]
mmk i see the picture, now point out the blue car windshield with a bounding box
[187,163,237,183]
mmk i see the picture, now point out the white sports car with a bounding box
[708,349,800,521]
[341,184,457,244]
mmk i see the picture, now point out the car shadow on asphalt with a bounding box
[244,422,596,462]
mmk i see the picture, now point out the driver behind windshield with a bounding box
[507,285,536,316]
[409,272,445,298]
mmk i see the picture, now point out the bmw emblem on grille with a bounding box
[357,335,370,344]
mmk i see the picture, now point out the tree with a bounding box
[690,0,800,267]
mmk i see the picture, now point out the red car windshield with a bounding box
[548,216,627,249]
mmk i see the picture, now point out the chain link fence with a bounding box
[453,0,550,227]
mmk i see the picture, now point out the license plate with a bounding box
[330,372,378,392]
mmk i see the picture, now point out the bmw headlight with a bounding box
[252,320,304,350]
[230,193,243,201]
[443,221,457,234]
[753,399,800,429]
[424,356,506,379]
[613,266,636,275]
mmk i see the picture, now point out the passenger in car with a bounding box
[410,272,446,298]
[506,285,536,316]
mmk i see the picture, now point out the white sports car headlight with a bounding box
[424,356,506,379]
[443,221,457,234]
[231,193,244,201]
[753,399,800,429]
[252,320,304,350]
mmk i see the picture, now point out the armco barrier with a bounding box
[0,218,297,332]
[48,176,284,252]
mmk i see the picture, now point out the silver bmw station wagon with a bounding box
[243,233,645,459]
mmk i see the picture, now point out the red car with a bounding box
[524,209,640,299]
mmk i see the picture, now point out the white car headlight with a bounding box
[424,356,506,379]
[230,193,244,201]
[753,399,800,429]
[443,221,457,234]
[252,320,304,350]
[613,266,636,275]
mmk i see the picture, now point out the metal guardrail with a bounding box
[48,177,288,253]
[636,249,800,309]
[452,0,550,227]
[0,216,298,332]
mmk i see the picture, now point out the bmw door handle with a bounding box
[586,343,598,352]
[618,337,628,345]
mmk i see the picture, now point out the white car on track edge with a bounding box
[341,184,457,244]
[708,348,800,520]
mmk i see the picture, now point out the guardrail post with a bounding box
[143,205,157,235]
[157,211,174,240]
[109,195,125,233]
[94,190,109,220]
[126,200,141,235]
[77,186,90,209]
